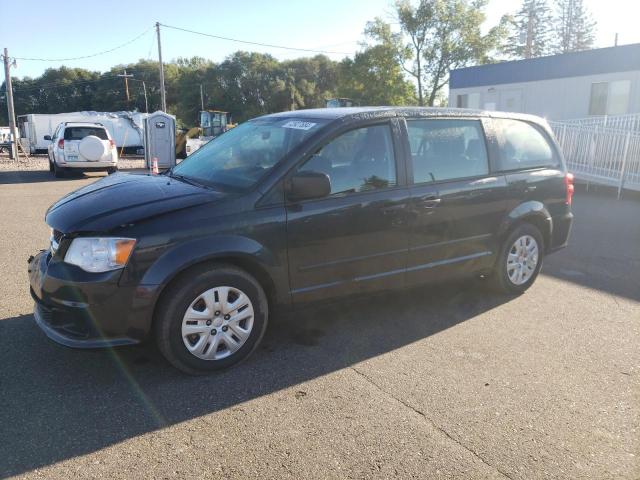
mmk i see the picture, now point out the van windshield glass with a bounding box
[171,117,326,190]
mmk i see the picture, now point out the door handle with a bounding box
[418,197,441,209]
[464,190,485,199]
[381,204,405,215]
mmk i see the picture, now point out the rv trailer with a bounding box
[18,111,149,154]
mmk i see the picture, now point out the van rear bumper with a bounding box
[549,212,573,253]
[61,160,117,169]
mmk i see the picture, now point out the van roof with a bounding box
[259,106,547,126]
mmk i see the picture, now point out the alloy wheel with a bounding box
[506,235,539,285]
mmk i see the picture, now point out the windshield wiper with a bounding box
[168,172,210,189]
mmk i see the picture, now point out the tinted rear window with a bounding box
[407,119,489,183]
[64,127,108,141]
[493,119,558,171]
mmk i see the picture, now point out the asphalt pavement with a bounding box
[0,168,638,479]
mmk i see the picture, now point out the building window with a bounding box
[608,81,631,115]
[456,93,480,109]
[589,80,630,116]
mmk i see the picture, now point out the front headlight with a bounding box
[64,237,136,273]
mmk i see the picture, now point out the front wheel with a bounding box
[488,224,544,294]
[107,166,118,175]
[154,264,269,374]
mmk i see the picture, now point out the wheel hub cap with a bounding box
[181,286,255,361]
[506,235,539,286]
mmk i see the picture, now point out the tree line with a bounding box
[506,0,596,59]
[1,0,596,127]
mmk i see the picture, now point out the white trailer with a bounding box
[17,111,149,154]
[0,126,10,153]
[0,126,10,142]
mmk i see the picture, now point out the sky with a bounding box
[1,0,639,80]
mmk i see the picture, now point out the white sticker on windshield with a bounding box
[282,120,317,130]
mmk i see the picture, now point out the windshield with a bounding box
[172,117,326,190]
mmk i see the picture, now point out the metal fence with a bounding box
[556,113,640,132]
[550,122,640,197]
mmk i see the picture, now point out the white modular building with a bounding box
[449,43,640,121]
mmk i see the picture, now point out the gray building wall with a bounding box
[449,70,640,120]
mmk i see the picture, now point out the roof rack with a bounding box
[63,121,104,126]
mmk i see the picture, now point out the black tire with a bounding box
[53,162,66,178]
[488,223,544,295]
[48,157,54,172]
[107,166,118,175]
[154,264,269,375]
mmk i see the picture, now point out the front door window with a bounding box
[299,124,397,196]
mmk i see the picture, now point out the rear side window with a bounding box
[64,127,108,141]
[493,119,557,171]
[407,119,489,183]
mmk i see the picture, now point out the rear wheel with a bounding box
[154,264,269,374]
[107,166,118,175]
[488,224,544,294]
[53,162,66,178]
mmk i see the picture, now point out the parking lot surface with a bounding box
[0,166,638,479]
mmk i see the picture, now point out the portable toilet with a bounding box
[144,111,176,169]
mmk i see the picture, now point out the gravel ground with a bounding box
[0,153,147,171]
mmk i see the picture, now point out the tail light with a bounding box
[109,139,115,150]
[57,139,64,149]
[564,173,574,205]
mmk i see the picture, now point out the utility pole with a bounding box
[200,84,204,111]
[614,33,619,46]
[142,81,148,113]
[2,48,17,160]
[117,69,134,104]
[156,22,167,112]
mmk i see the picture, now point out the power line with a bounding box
[13,28,152,62]
[10,74,158,94]
[146,30,156,59]
[11,75,121,93]
[160,23,354,55]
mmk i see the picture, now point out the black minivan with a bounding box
[28,107,573,373]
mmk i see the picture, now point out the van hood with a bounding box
[46,173,225,232]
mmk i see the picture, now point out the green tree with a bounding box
[554,0,596,53]
[395,0,431,105]
[279,55,339,110]
[337,19,416,105]
[507,0,554,58]
[395,0,508,107]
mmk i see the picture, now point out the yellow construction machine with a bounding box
[176,110,236,158]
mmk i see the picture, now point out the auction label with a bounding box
[282,120,316,130]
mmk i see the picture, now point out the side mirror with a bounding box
[44,135,52,141]
[287,171,331,201]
